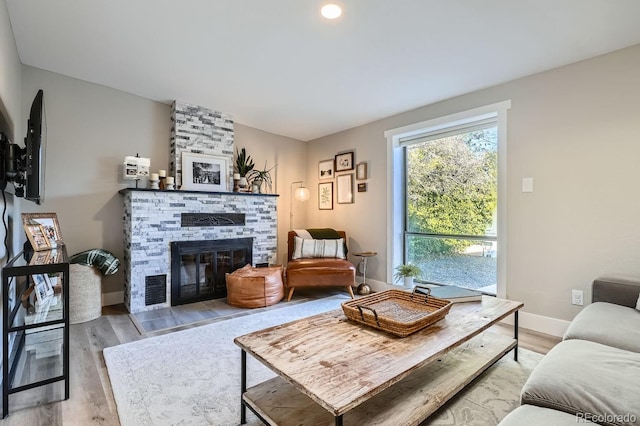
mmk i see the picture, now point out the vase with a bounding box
[403,277,414,288]
[239,177,248,190]
[252,179,263,194]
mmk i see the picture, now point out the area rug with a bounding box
[104,295,541,425]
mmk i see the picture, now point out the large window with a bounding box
[385,101,509,297]
[404,125,497,293]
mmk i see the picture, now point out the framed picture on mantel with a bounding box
[181,152,227,192]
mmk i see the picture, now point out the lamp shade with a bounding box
[294,186,310,202]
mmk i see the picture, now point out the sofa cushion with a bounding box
[292,236,346,260]
[520,339,640,425]
[499,405,593,425]
[563,302,640,353]
[593,277,640,308]
[285,258,355,288]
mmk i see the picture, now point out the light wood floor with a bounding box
[0,291,561,425]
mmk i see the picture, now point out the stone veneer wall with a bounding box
[121,189,278,313]
[170,101,234,188]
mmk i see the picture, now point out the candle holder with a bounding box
[163,176,175,190]
[149,179,159,190]
[159,176,166,190]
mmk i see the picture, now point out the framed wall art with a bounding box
[356,162,368,180]
[318,159,334,180]
[318,182,333,210]
[335,151,354,172]
[336,174,354,204]
[22,213,63,250]
[357,183,367,192]
[181,152,228,191]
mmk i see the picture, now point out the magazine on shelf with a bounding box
[416,285,483,303]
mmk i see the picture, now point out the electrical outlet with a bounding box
[571,289,584,306]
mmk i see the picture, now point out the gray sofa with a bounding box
[499,277,640,426]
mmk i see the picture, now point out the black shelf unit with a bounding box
[2,247,69,418]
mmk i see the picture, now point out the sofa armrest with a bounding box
[592,277,640,308]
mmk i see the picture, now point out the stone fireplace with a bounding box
[121,189,278,313]
[120,101,279,313]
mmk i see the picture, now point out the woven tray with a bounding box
[341,286,452,337]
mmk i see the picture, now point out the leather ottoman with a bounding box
[226,264,284,308]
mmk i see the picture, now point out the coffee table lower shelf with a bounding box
[243,331,516,426]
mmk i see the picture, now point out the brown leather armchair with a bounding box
[285,231,355,301]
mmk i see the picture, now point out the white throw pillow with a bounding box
[292,236,345,260]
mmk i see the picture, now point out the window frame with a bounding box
[385,101,510,298]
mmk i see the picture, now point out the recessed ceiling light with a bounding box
[321,3,342,20]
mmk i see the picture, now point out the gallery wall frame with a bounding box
[181,152,228,191]
[335,151,354,172]
[357,183,367,192]
[336,174,354,204]
[318,159,334,180]
[318,182,334,210]
[356,162,368,180]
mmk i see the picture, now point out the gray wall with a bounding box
[305,43,640,324]
[20,66,171,296]
[234,123,308,264]
[19,66,308,297]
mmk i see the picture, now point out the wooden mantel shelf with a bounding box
[118,188,279,197]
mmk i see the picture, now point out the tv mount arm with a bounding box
[0,132,27,197]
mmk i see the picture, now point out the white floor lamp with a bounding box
[289,181,310,230]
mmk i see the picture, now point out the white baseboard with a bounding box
[102,291,124,307]
[501,310,570,338]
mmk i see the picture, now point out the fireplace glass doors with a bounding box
[170,238,253,306]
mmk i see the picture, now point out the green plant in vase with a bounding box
[393,263,422,288]
[247,162,276,194]
[235,147,255,190]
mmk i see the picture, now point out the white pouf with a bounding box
[69,264,102,324]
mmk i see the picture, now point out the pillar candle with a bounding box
[150,173,159,181]
[158,170,167,177]
[165,176,175,184]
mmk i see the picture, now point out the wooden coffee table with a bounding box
[234,296,522,426]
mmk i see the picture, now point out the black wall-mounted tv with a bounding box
[24,89,46,204]
[0,90,46,204]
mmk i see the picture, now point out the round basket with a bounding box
[69,264,102,324]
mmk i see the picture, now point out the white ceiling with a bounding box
[7,0,640,141]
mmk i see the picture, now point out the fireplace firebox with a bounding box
[170,238,253,306]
